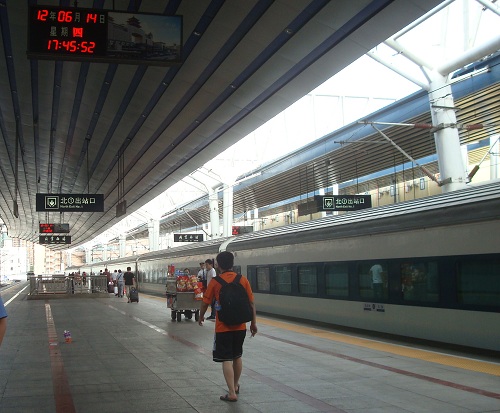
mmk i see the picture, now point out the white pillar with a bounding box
[148,219,160,251]
[332,184,339,216]
[246,210,252,230]
[222,185,234,237]
[253,208,259,229]
[491,135,500,180]
[208,187,220,239]
[66,251,72,267]
[428,73,468,192]
[85,248,91,264]
[461,145,469,177]
[319,188,326,218]
[119,234,126,257]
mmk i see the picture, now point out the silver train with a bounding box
[67,180,500,352]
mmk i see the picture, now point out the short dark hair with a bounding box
[127,267,131,271]
[216,251,234,271]
[205,258,213,265]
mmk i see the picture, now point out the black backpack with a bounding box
[214,274,253,325]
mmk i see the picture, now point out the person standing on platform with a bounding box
[123,267,136,303]
[104,268,111,283]
[205,258,217,319]
[198,251,257,403]
[197,262,206,283]
[0,296,7,347]
[111,270,118,296]
[104,268,112,292]
[116,269,125,298]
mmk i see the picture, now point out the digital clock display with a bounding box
[39,223,70,234]
[28,6,107,59]
[27,6,183,66]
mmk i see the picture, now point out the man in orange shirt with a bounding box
[198,251,257,402]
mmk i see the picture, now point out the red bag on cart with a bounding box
[194,282,203,300]
[176,275,189,291]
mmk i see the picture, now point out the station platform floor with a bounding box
[1,281,499,413]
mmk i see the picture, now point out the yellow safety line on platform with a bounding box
[143,294,499,376]
[258,317,500,377]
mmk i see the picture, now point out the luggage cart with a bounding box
[166,276,202,322]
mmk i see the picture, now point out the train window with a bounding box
[275,265,292,293]
[256,267,271,292]
[159,267,167,284]
[401,261,438,302]
[298,265,317,294]
[358,262,388,300]
[457,258,500,306]
[138,270,145,283]
[141,264,148,282]
[325,263,348,297]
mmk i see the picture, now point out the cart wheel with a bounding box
[171,310,176,321]
[176,311,182,322]
[194,311,199,322]
[185,310,192,319]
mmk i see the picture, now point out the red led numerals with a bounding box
[37,9,49,21]
[57,10,73,23]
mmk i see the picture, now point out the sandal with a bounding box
[220,394,237,402]
[235,384,240,394]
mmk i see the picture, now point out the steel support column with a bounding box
[208,187,220,239]
[148,220,160,252]
[222,185,234,238]
[428,73,468,192]
[119,234,126,258]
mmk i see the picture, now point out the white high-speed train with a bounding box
[67,180,500,352]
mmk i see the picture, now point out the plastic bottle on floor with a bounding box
[63,330,72,343]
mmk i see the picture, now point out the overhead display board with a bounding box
[36,193,104,212]
[174,234,203,243]
[39,223,70,234]
[27,5,182,66]
[298,195,372,216]
[232,226,253,235]
[320,195,372,211]
[39,235,72,245]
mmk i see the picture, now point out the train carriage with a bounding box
[66,180,500,351]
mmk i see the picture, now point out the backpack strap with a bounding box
[213,276,226,286]
[213,273,241,286]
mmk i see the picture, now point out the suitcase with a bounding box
[129,287,139,303]
[108,282,114,293]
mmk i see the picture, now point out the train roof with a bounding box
[68,180,500,269]
[226,179,500,249]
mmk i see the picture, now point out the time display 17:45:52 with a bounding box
[47,39,96,54]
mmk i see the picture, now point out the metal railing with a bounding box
[29,275,109,297]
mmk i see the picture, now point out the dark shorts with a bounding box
[213,330,247,362]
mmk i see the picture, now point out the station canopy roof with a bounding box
[1,0,498,250]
